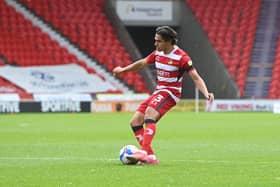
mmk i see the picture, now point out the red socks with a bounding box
[132,119,157,155]
[142,119,156,155]
[131,125,144,146]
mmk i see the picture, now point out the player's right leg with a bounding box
[138,91,176,164]
[128,106,160,165]
[127,151,159,165]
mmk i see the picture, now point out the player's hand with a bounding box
[207,93,214,103]
[112,66,124,76]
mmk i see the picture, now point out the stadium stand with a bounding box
[0,1,96,69]
[0,0,128,99]
[244,0,280,98]
[0,2,32,98]
[269,34,280,98]
[0,0,121,97]
[18,0,148,93]
[2,0,279,99]
[186,0,261,96]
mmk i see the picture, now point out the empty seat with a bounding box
[0,0,122,98]
[268,34,280,98]
[19,0,148,93]
[186,0,261,96]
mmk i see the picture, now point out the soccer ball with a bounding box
[119,145,139,165]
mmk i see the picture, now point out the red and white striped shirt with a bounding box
[145,46,194,103]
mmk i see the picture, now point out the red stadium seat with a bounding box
[268,34,280,98]
[18,0,148,93]
[0,0,121,98]
[186,0,261,96]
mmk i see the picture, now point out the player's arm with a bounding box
[189,69,214,102]
[113,58,149,75]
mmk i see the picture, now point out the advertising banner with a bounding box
[273,103,280,114]
[96,93,149,101]
[0,101,20,113]
[0,64,116,93]
[116,1,172,21]
[206,100,280,112]
[0,85,17,93]
[34,94,92,101]
[0,94,20,101]
[92,101,143,112]
[0,101,91,113]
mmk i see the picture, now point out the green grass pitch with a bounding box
[0,112,280,187]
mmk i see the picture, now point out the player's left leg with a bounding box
[130,111,145,146]
[129,97,153,147]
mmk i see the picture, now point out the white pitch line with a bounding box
[0,157,279,165]
[0,157,118,162]
[170,159,280,165]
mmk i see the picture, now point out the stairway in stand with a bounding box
[244,0,280,98]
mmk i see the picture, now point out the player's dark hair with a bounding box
[156,26,178,45]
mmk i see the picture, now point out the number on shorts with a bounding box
[151,94,164,105]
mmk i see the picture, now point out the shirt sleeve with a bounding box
[145,51,156,64]
[181,55,194,73]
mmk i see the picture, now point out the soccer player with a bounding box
[113,26,214,164]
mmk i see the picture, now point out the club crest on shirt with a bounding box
[188,60,192,66]
[168,61,173,65]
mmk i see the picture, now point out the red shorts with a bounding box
[137,90,177,116]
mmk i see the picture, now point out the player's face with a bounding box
[154,34,168,51]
